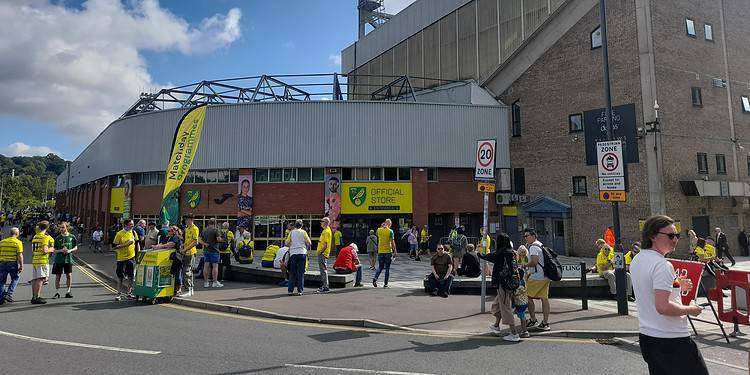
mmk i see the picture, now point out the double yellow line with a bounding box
[75,264,118,294]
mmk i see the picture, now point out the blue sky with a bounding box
[0,0,414,160]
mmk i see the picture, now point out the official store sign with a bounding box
[597,140,625,191]
[475,139,496,180]
[341,182,413,214]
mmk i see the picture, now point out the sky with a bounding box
[0,0,417,160]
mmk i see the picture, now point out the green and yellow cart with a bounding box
[134,249,175,304]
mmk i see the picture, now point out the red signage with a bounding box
[668,259,704,305]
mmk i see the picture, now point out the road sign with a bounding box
[477,182,495,193]
[474,139,496,180]
[597,140,625,191]
[561,264,583,278]
[599,190,626,202]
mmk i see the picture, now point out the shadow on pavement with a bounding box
[308,330,379,343]
[402,312,485,328]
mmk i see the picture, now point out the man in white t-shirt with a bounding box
[523,228,550,331]
[631,215,707,374]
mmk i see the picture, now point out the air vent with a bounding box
[712,78,727,88]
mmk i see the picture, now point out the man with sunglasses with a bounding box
[522,228,551,331]
[631,215,707,375]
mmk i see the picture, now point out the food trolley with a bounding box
[133,248,175,304]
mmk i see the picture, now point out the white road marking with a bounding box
[284,364,437,375]
[0,329,161,355]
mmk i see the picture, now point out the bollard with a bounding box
[580,261,588,310]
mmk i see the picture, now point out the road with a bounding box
[0,243,744,374]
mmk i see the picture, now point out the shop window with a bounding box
[427,168,438,182]
[283,168,297,182]
[255,169,268,182]
[384,168,398,181]
[370,168,383,181]
[269,169,283,182]
[297,168,312,182]
[312,168,325,181]
[342,168,353,181]
[398,168,411,181]
[569,113,583,133]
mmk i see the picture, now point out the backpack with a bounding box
[498,252,520,291]
[237,241,254,261]
[451,234,466,253]
[539,245,563,281]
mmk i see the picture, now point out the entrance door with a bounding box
[552,219,566,255]
[692,216,710,238]
[535,218,549,246]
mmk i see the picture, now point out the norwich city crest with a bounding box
[349,187,366,207]
[186,190,201,208]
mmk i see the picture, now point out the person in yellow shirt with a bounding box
[31,221,55,304]
[477,227,492,276]
[419,225,430,257]
[316,218,333,293]
[624,242,640,272]
[592,240,634,301]
[112,219,139,301]
[373,219,397,288]
[261,243,280,268]
[218,222,235,282]
[693,238,717,262]
[236,229,255,264]
[181,214,200,296]
[333,229,342,257]
[0,227,24,304]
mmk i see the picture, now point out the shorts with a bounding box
[116,258,135,280]
[526,279,551,299]
[32,265,50,280]
[52,263,73,275]
[515,305,528,321]
[204,251,220,264]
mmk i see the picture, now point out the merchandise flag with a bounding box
[159,105,207,225]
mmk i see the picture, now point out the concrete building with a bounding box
[55,80,509,251]
[342,0,750,256]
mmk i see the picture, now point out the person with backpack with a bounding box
[523,228,552,331]
[450,226,468,275]
[480,233,527,342]
[236,230,255,264]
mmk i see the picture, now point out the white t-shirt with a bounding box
[274,246,289,269]
[631,249,689,338]
[92,230,103,241]
[289,229,309,256]
[527,241,547,280]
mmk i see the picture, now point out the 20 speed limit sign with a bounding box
[474,139,496,180]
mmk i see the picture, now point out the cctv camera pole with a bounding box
[599,0,628,315]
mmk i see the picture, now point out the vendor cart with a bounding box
[134,248,175,304]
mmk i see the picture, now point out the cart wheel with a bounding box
[150,298,157,305]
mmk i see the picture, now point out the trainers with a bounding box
[296,291,303,296]
[489,325,502,334]
[383,284,389,288]
[628,296,636,302]
[65,292,73,299]
[519,331,531,338]
[53,292,61,299]
[31,297,47,305]
[527,319,538,328]
[502,333,521,342]
[315,287,330,294]
[4,295,13,303]
[115,294,123,301]
[353,283,364,287]
[212,281,224,288]
[0,298,5,306]
[536,322,550,331]
[203,282,210,288]
[372,280,378,288]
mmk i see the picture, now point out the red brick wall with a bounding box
[179,183,238,216]
[411,168,428,227]
[428,169,490,214]
[132,185,164,215]
[253,183,324,215]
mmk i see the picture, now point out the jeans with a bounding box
[601,270,633,296]
[0,262,20,300]
[318,255,329,289]
[335,267,363,285]
[427,273,453,295]
[373,253,392,285]
[288,254,307,293]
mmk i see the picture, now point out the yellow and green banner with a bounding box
[159,104,207,225]
[341,182,412,214]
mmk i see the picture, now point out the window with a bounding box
[355,168,369,181]
[193,170,206,184]
[156,172,165,185]
[747,156,750,176]
[297,168,312,182]
[427,168,438,182]
[370,168,383,181]
[513,168,525,195]
[204,170,217,184]
[572,176,587,196]
[590,25,602,49]
[716,154,727,175]
[185,171,196,184]
[511,101,521,137]
[691,87,702,107]
[217,170,230,183]
[255,169,268,182]
[141,172,151,186]
[383,168,398,181]
[283,168,297,182]
[398,168,411,181]
[569,113,583,133]
[742,96,750,113]
[269,169,283,182]
[230,169,239,183]
[686,18,696,37]
[341,168,352,181]
[704,23,713,41]
[697,153,708,174]
[312,168,325,181]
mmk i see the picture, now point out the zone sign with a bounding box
[475,139,496,180]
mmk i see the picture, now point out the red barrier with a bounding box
[668,259,704,305]
[713,269,750,326]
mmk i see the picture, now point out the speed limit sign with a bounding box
[474,139,496,180]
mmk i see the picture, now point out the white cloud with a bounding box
[328,53,342,67]
[382,0,417,14]
[0,142,58,157]
[0,0,242,144]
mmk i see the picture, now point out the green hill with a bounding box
[0,153,66,210]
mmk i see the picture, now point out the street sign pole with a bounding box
[599,0,628,316]
[481,191,488,313]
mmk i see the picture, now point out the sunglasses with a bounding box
[658,232,681,240]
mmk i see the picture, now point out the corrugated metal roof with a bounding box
[58,101,508,192]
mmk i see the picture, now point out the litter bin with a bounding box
[134,248,175,304]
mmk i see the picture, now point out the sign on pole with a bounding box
[596,140,626,201]
[474,139,496,180]
[477,182,495,193]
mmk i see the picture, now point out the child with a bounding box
[513,277,530,338]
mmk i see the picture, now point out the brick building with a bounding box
[342,0,750,256]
